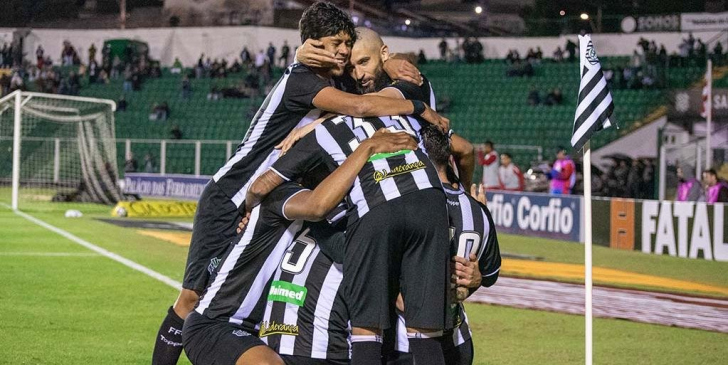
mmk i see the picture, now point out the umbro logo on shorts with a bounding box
[232,329,251,337]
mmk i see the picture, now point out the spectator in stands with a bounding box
[61,41,78,66]
[89,43,97,64]
[553,46,564,62]
[280,40,291,67]
[171,57,183,74]
[117,95,127,112]
[438,38,448,60]
[88,60,99,83]
[565,39,577,62]
[549,147,575,195]
[676,165,702,202]
[266,42,276,65]
[642,160,655,199]
[144,153,156,173]
[131,68,142,91]
[536,47,543,60]
[36,45,44,68]
[170,125,183,140]
[181,75,192,99]
[544,88,563,106]
[195,54,204,79]
[478,141,500,189]
[627,160,643,198]
[207,86,221,101]
[149,102,169,122]
[703,168,728,203]
[418,49,427,65]
[9,72,23,91]
[0,73,9,96]
[240,47,252,66]
[123,66,133,92]
[255,49,266,71]
[613,160,630,197]
[527,85,541,106]
[713,42,724,65]
[499,153,524,191]
[124,152,138,173]
[68,71,81,95]
[98,69,110,84]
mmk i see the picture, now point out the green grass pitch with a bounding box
[0,199,726,364]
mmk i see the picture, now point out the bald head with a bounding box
[354,27,384,52]
[351,27,390,93]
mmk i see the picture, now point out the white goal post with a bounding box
[0,90,121,210]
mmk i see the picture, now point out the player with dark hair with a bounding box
[246,113,453,365]
[151,2,449,364]
[389,125,501,365]
[182,130,418,365]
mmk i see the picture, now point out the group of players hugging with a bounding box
[151,2,501,365]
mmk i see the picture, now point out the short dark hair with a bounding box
[484,141,494,148]
[704,168,718,178]
[501,152,512,159]
[299,2,356,44]
[420,124,450,168]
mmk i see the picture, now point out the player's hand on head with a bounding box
[470,183,487,205]
[366,128,418,155]
[383,58,423,86]
[452,254,482,288]
[420,106,450,133]
[296,39,337,68]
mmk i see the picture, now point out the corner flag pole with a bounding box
[584,140,593,365]
[572,34,615,365]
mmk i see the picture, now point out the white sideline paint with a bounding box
[0,252,100,257]
[1,203,182,290]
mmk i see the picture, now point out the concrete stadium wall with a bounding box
[1,27,724,67]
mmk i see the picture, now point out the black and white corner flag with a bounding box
[571,34,615,151]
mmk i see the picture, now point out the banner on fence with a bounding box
[486,191,583,242]
[593,199,728,261]
[123,173,210,200]
[681,11,728,31]
[112,200,198,218]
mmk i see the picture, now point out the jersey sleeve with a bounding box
[259,182,310,223]
[283,66,331,113]
[270,132,327,182]
[384,80,426,103]
[475,201,501,289]
[307,219,346,264]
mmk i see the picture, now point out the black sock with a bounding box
[351,337,383,365]
[408,337,445,365]
[152,306,186,365]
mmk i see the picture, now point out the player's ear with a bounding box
[381,44,389,62]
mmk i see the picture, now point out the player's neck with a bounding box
[436,166,457,189]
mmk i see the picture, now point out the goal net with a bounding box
[0,91,122,210]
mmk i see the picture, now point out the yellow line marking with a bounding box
[503,258,728,296]
[137,230,192,247]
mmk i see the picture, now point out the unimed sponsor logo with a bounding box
[268,281,307,306]
[487,192,580,241]
[642,201,728,261]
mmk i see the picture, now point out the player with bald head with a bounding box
[350,27,475,188]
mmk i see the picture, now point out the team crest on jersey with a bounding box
[373,160,426,183]
[258,321,299,337]
[232,329,250,337]
[207,257,221,275]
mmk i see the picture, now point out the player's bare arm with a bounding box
[312,87,449,132]
[246,129,417,216]
[451,134,475,188]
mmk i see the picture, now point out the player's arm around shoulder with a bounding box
[283,129,418,221]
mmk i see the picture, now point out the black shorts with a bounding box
[183,181,242,292]
[182,311,265,365]
[443,339,473,365]
[343,188,451,330]
[281,355,348,365]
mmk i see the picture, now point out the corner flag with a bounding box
[571,34,615,151]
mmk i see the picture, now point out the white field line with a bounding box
[1,203,182,290]
[0,252,100,257]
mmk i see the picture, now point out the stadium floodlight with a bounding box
[405,19,411,25]
[580,13,589,20]
[475,6,483,14]
[559,10,566,16]
[0,91,121,211]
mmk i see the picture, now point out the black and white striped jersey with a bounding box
[270,115,442,223]
[212,63,330,207]
[194,183,311,333]
[383,74,436,110]
[394,182,501,352]
[260,225,350,361]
